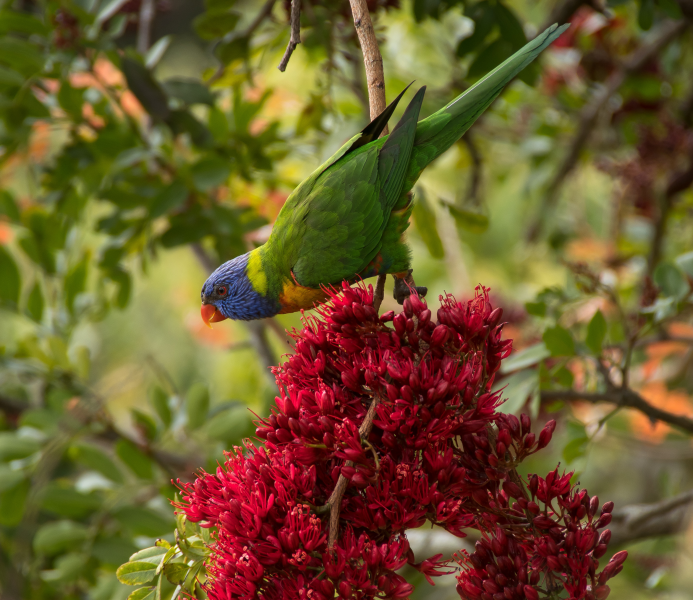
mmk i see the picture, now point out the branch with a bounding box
[277,0,301,72]
[326,395,380,547]
[349,0,387,125]
[136,0,156,55]
[647,149,693,275]
[528,19,688,241]
[609,489,693,546]
[540,388,693,435]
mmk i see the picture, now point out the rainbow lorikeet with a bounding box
[201,23,568,325]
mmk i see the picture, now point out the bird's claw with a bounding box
[393,270,427,305]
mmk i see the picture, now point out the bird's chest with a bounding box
[278,275,329,314]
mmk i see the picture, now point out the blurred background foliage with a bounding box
[0,0,693,598]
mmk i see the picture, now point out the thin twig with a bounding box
[540,388,693,435]
[327,395,380,547]
[278,0,301,72]
[610,488,693,546]
[136,0,156,55]
[373,274,387,312]
[528,19,688,241]
[349,0,387,127]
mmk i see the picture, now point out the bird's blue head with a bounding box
[200,252,280,324]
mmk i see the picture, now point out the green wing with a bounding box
[267,88,424,288]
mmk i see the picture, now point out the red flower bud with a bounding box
[430,325,449,347]
[523,585,539,600]
[537,420,556,449]
[594,584,611,600]
[596,513,612,528]
[601,501,614,514]
[487,307,503,328]
[380,310,395,322]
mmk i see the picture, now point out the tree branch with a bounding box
[540,388,693,435]
[136,0,156,56]
[609,488,693,546]
[278,0,301,72]
[528,19,688,241]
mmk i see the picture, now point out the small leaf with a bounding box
[412,188,444,259]
[70,443,124,483]
[563,436,589,464]
[0,190,20,220]
[129,546,168,564]
[33,520,88,556]
[193,9,241,40]
[162,78,215,106]
[494,370,539,415]
[163,562,190,586]
[65,252,89,314]
[0,478,29,526]
[0,246,21,306]
[446,202,489,234]
[205,406,252,442]
[116,561,158,586]
[149,386,172,427]
[127,587,157,600]
[116,439,154,480]
[149,181,188,219]
[654,262,688,299]
[638,0,655,30]
[145,35,172,69]
[186,382,210,430]
[468,38,515,79]
[586,309,607,355]
[112,506,173,538]
[525,301,546,317]
[191,156,231,191]
[500,342,550,374]
[676,250,693,278]
[121,57,170,120]
[26,281,44,321]
[0,432,41,461]
[543,326,575,357]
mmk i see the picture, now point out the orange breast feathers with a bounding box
[278,273,329,314]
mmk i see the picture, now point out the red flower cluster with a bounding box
[178,283,624,600]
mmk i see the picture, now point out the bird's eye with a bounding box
[216,285,228,297]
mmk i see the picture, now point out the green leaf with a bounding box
[586,309,607,355]
[162,78,215,106]
[132,409,158,441]
[412,188,444,259]
[167,109,213,147]
[493,2,526,49]
[129,546,168,564]
[676,250,693,278]
[0,190,20,221]
[65,253,90,314]
[563,436,589,463]
[150,387,172,427]
[0,246,21,306]
[468,38,515,80]
[149,181,188,219]
[0,10,49,35]
[145,35,172,69]
[191,156,231,191]
[163,562,190,586]
[654,262,688,299]
[116,561,158,586]
[33,520,89,556]
[91,537,138,566]
[525,301,546,317]
[446,202,489,233]
[70,443,124,483]
[638,0,655,30]
[127,587,157,600]
[0,432,41,461]
[0,38,44,74]
[216,35,250,65]
[26,281,44,322]
[186,382,210,430]
[205,406,252,442]
[457,2,495,57]
[41,552,87,583]
[494,370,539,415]
[116,438,154,480]
[500,342,550,373]
[112,506,173,537]
[659,0,683,18]
[121,57,171,120]
[193,9,241,40]
[57,83,84,120]
[543,326,575,357]
[0,478,29,526]
[39,483,102,518]
[0,65,24,86]
[0,466,25,492]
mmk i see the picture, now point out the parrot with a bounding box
[201,23,568,325]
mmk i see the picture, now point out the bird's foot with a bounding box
[393,270,427,305]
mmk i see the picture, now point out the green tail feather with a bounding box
[404,23,569,191]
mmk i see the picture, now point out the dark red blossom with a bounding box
[176,283,624,599]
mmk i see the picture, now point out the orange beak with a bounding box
[201,304,228,328]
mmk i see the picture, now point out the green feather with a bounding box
[261,24,569,295]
